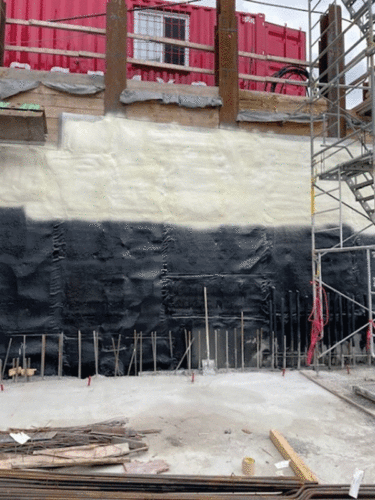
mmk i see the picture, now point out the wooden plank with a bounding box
[5,45,105,59]
[128,57,214,76]
[34,442,129,458]
[123,459,169,474]
[269,429,319,482]
[7,18,106,35]
[353,385,375,403]
[105,0,127,114]
[125,102,219,128]
[239,73,308,87]
[238,50,312,68]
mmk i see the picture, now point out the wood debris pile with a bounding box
[0,419,157,470]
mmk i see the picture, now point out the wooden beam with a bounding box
[7,18,106,35]
[129,57,214,75]
[239,73,308,87]
[319,4,346,138]
[105,0,127,114]
[269,429,319,482]
[0,1,6,67]
[5,45,105,59]
[215,0,239,127]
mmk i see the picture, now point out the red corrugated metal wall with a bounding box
[4,0,306,95]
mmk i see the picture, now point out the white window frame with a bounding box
[134,10,190,67]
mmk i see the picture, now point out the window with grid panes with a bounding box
[134,10,189,66]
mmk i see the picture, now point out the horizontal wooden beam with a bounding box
[128,57,214,75]
[269,429,319,483]
[7,18,106,35]
[238,50,313,68]
[128,32,214,53]
[239,72,308,87]
[5,44,105,59]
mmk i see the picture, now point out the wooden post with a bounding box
[105,0,127,114]
[241,318,245,371]
[2,338,12,380]
[319,4,346,138]
[117,334,121,376]
[204,287,210,360]
[58,333,63,378]
[214,329,218,368]
[234,328,237,369]
[225,330,229,370]
[93,330,99,376]
[215,0,239,127]
[0,1,6,67]
[112,337,118,376]
[27,358,31,382]
[22,335,26,374]
[169,331,173,359]
[198,330,201,370]
[78,330,81,379]
[134,330,137,376]
[188,331,192,373]
[15,357,19,383]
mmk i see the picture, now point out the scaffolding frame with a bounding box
[308,0,375,362]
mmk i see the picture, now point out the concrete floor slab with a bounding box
[0,370,374,483]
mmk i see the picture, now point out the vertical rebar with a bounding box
[78,331,81,379]
[256,329,260,369]
[225,330,229,370]
[241,311,244,371]
[204,287,210,360]
[234,328,238,369]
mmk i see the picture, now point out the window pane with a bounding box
[134,12,163,62]
[164,17,186,66]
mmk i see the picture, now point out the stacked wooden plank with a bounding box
[0,419,151,469]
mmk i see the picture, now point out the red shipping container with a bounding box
[4,0,306,95]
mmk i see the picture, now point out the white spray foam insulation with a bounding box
[0,116,372,232]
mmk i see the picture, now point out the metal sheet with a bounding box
[4,0,306,95]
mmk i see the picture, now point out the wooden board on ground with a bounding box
[123,459,169,474]
[269,429,319,482]
[353,385,375,404]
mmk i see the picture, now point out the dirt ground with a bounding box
[0,369,375,484]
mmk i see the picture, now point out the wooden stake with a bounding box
[204,287,210,360]
[22,335,26,374]
[2,338,12,380]
[214,329,218,369]
[78,331,81,379]
[112,337,118,376]
[198,330,201,370]
[188,331,192,373]
[127,332,138,376]
[256,329,260,370]
[169,331,173,358]
[153,331,157,373]
[225,330,229,370]
[297,338,301,370]
[175,339,194,371]
[234,328,237,369]
[134,330,137,376]
[93,330,99,376]
[241,311,244,371]
[58,333,63,378]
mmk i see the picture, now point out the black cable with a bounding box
[48,0,201,23]
[264,64,309,94]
